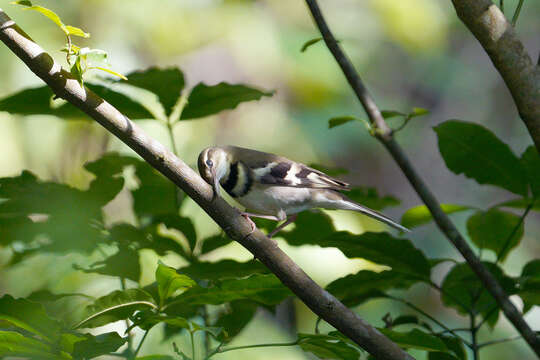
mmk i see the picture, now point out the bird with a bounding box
[198,145,410,237]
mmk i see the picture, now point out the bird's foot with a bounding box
[240,213,257,237]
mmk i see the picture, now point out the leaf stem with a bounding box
[133,330,150,358]
[496,202,531,262]
[478,335,524,348]
[214,340,299,356]
[120,277,133,355]
[190,330,196,360]
[511,0,525,26]
[387,295,471,347]
[470,313,479,360]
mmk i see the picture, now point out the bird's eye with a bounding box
[206,159,213,167]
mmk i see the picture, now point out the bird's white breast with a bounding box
[234,184,313,216]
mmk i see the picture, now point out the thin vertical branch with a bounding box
[304,0,540,356]
[511,0,525,26]
[496,203,532,262]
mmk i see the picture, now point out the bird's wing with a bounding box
[225,146,350,190]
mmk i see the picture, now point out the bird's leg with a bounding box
[268,214,298,238]
[240,212,281,236]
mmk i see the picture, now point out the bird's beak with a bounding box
[211,167,221,199]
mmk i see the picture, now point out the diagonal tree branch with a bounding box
[451,0,540,153]
[0,9,413,360]
[304,0,540,356]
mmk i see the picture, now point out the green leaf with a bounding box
[438,335,467,360]
[389,315,432,332]
[0,295,63,342]
[520,146,540,198]
[72,332,127,359]
[345,187,400,210]
[428,352,459,360]
[308,163,348,176]
[215,301,258,342]
[518,260,540,312]
[64,25,90,38]
[181,82,273,120]
[76,288,156,328]
[401,204,471,229]
[178,259,269,281]
[156,262,197,303]
[157,215,197,252]
[0,331,61,359]
[132,162,180,218]
[199,234,233,255]
[326,270,418,307]
[328,116,357,129]
[379,328,447,352]
[381,110,406,119]
[466,209,524,261]
[75,246,141,282]
[298,333,361,360]
[409,107,429,118]
[123,67,185,117]
[0,85,154,120]
[137,356,176,360]
[92,67,128,80]
[280,211,335,245]
[441,262,516,328]
[434,120,528,196]
[317,232,431,278]
[11,0,33,6]
[300,37,322,52]
[0,169,120,253]
[27,290,92,303]
[496,198,540,211]
[130,311,191,332]
[166,274,291,307]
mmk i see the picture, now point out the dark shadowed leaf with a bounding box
[77,288,156,328]
[401,204,471,229]
[156,262,196,303]
[122,67,185,116]
[181,82,273,120]
[428,352,459,360]
[317,232,431,278]
[438,335,466,360]
[72,332,127,359]
[308,163,349,176]
[300,37,322,52]
[75,246,141,282]
[379,328,446,352]
[178,259,269,281]
[157,215,197,252]
[434,120,527,196]
[215,301,258,342]
[0,84,153,120]
[381,110,406,119]
[328,116,357,129]
[132,162,179,218]
[518,259,540,312]
[166,274,291,307]
[199,234,233,255]
[280,211,335,245]
[298,333,361,360]
[466,209,524,262]
[137,356,176,360]
[520,146,540,198]
[345,187,400,210]
[441,262,516,328]
[326,270,419,307]
[0,295,63,342]
[391,315,432,332]
[0,331,61,359]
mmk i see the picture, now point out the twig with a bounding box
[133,330,150,359]
[470,314,479,360]
[387,295,471,348]
[478,335,524,348]
[0,9,412,360]
[511,0,525,27]
[304,0,540,356]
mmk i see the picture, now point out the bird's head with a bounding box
[198,146,229,199]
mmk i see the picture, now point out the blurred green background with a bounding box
[0,0,539,359]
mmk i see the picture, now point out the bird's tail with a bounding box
[326,192,410,233]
